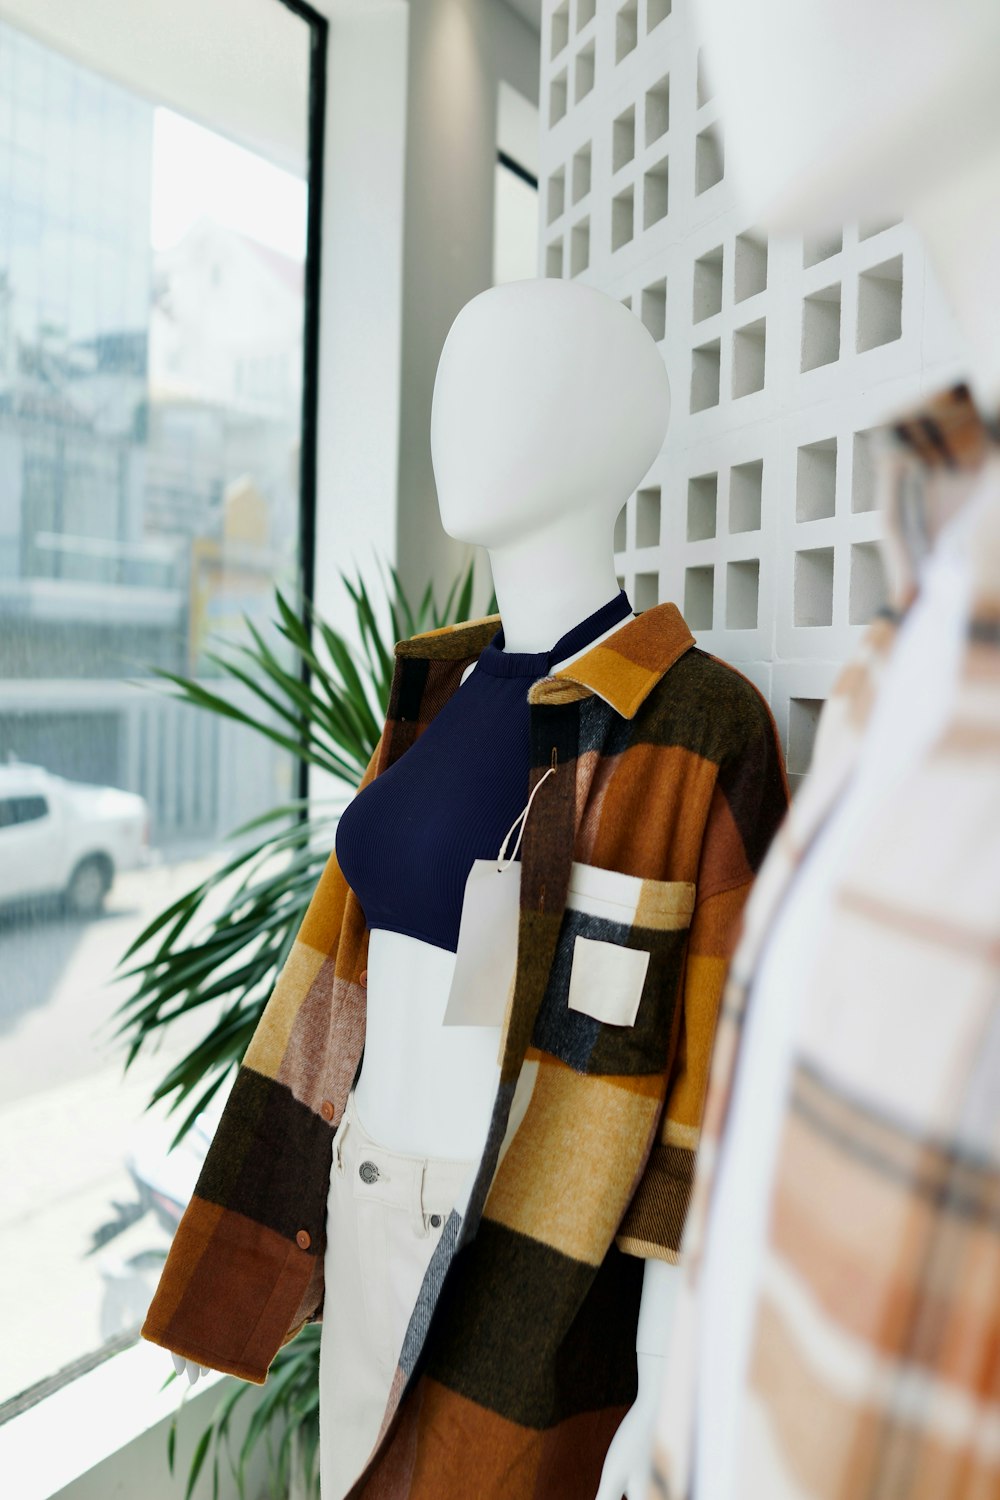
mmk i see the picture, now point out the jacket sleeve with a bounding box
[615,681,789,1262]
[139,731,384,1384]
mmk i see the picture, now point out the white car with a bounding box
[0,762,151,916]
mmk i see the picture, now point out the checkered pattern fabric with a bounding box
[140,597,788,1497]
[651,384,1000,1500]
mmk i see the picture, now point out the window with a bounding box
[0,1,322,1414]
[0,795,49,827]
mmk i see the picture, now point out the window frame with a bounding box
[0,0,328,1448]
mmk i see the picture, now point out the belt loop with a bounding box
[334,1101,352,1174]
[411,1160,429,1237]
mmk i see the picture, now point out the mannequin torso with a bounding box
[352,611,641,1162]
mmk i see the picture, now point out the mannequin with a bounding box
[176,277,678,1498]
[649,3,1000,1498]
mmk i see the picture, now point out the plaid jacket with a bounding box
[651,384,1000,1500]
[140,597,788,1496]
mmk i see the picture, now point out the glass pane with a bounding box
[0,10,311,1408]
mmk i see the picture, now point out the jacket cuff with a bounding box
[614,1139,696,1260]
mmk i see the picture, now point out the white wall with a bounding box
[306,0,540,814]
[395,0,541,614]
[538,0,966,780]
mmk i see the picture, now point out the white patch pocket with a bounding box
[567,933,651,1027]
[562,860,696,1029]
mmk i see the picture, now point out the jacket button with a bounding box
[296,1229,311,1250]
[359,968,368,986]
[320,1100,335,1122]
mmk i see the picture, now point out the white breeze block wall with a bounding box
[539,0,966,785]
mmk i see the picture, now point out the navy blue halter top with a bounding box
[334,587,634,953]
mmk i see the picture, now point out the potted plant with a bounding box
[113,555,494,1499]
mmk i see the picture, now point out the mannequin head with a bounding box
[431,278,669,549]
[692,0,1000,233]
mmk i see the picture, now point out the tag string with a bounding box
[496,763,556,871]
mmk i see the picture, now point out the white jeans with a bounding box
[318,1090,472,1500]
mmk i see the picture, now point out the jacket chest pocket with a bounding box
[534,860,696,1076]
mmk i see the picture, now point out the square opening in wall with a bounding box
[732,318,766,398]
[645,74,670,145]
[572,143,592,204]
[551,0,569,57]
[570,218,590,276]
[857,255,903,352]
[684,565,714,630]
[641,278,667,341]
[796,438,837,522]
[690,338,721,413]
[687,472,717,541]
[648,0,672,30]
[788,698,824,778]
[852,428,879,512]
[803,230,842,267]
[695,123,724,195]
[636,486,661,548]
[613,105,636,172]
[616,0,638,62]
[859,217,901,241]
[730,459,763,533]
[614,502,627,552]
[550,69,568,125]
[849,541,887,625]
[696,47,714,107]
[727,558,760,630]
[643,156,669,229]
[734,232,768,302]
[801,283,841,371]
[577,0,597,31]
[574,41,596,104]
[693,244,723,323]
[547,168,565,226]
[794,546,835,627]
[611,186,634,251]
[634,570,660,611]
[545,239,563,278]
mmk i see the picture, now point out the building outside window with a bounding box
[0,6,314,1412]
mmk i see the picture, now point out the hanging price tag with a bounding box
[441,857,521,1027]
[441,763,556,1029]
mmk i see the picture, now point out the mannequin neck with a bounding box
[910,136,1000,415]
[487,509,623,654]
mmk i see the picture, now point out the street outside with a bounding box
[0,853,242,1409]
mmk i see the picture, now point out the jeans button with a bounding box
[359,1160,380,1184]
[429,1213,442,1229]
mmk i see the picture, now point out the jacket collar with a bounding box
[394,600,695,720]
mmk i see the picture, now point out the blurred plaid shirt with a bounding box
[652,384,1000,1500]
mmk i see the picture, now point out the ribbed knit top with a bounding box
[334,587,634,953]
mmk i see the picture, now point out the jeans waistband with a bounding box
[333,1090,474,1236]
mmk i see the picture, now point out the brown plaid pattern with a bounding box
[651,383,1000,1500]
[140,598,788,1496]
